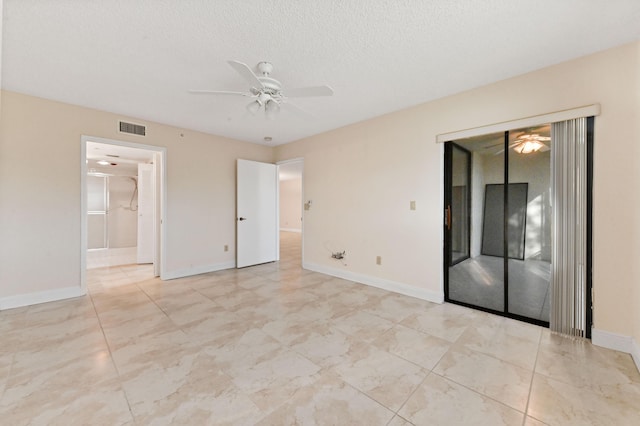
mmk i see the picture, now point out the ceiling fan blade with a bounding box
[188,90,252,96]
[281,101,315,120]
[483,142,503,150]
[539,145,551,152]
[285,85,334,98]
[228,60,264,89]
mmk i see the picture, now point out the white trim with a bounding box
[276,157,305,266]
[303,262,444,304]
[438,142,445,298]
[280,228,302,233]
[276,157,305,166]
[436,104,601,143]
[590,329,640,373]
[592,328,633,353]
[80,141,88,293]
[0,286,86,311]
[632,338,640,373]
[163,261,236,280]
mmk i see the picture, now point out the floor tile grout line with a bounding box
[445,331,541,373]
[430,370,528,417]
[12,232,637,423]
[87,290,138,424]
[391,369,433,423]
[521,328,544,425]
[339,376,403,421]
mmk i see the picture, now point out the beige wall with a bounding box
[275,41,640,339]
[107,176,138,249]
[279,178,302,231]
[1,42,639,345]
[0,90,272,301]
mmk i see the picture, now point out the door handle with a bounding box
[445,206,451,230]
[238,217,247,221]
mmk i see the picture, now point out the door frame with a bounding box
[438,106,598,332]
[446,143,472,267]
[80,135,167,292]
[443,131,551,328]
[276,158,305,266]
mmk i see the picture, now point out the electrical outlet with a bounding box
[224,245,229,252]
[332,251,345,260]
[376,256,382,265]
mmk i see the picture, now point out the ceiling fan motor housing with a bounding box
[256,62,282,96]
[258,76,282,93]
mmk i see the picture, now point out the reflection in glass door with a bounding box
[444,127,551,326]
[507,129,552,321]
[445,138,505,313]
[450,144,471,265]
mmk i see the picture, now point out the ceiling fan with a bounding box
[189,60,334,119]
[483,133,551,155]
[510,134,551,154]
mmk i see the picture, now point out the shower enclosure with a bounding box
[87,173,139,267]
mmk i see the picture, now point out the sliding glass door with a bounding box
[450,144,471,265]
[444,127,552,326]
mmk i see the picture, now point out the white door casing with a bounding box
[236,159,278,268]
[137,163,154,264]
[153,152,162,277]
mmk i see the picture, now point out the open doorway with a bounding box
[278,159,303,264]
[81,136,166,291]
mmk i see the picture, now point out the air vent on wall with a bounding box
[119,121,146,136]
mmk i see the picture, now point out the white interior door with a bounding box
[137,163,154,264]
[237,159,278,268]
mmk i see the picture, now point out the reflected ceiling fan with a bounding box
[484,133,551,155]
[189,60,334,119]
[509,134,551,154]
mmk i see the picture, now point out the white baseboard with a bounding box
[592,328,640,373]
[280,228,302,233]
[162,261,236,280]
[0,286,86,311]
[591,328,632,353]
[632,337,640,374]
[303,261,444,304]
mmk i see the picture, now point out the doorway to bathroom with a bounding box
[81,136,166,287]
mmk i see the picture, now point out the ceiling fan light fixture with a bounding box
[265,100,280,119]
[257,92,271,106]
[246,100,261,114]
[513,140,544,154]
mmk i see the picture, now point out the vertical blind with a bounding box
[550,117,587,337]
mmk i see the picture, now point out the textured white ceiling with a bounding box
[2,1,639,145]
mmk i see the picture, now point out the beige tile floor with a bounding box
[1,232,639,425]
